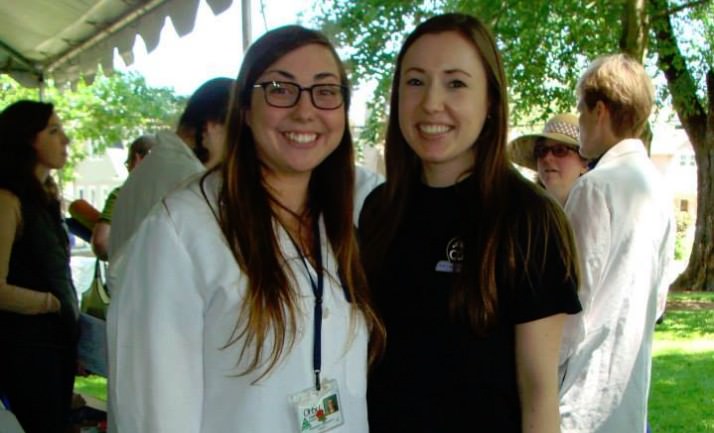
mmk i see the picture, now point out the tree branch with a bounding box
[650,0,706,141]
[652,0,711,19]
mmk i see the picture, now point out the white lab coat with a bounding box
[560,139,675,433]
[107,169,382,433]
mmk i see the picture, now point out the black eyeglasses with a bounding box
[252,81,346,110]
[534,143,578,159]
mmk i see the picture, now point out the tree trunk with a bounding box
[673,133,714,291]
[620,0,649,61]
[650,0,714,291]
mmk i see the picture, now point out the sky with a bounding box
[112,0,372,123]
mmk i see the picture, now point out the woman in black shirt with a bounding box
[359,14,582,433]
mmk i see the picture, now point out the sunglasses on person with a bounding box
[252,80,347,110]
[533,143,579,159]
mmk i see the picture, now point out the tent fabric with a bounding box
[0,0,234,87]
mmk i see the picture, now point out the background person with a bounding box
[559,53,675,433]
[91,134,155,260]
[108,77,234,258]
[107,25,384,433]
[0,100,78,433]
[509,113,588,206]
[359,13,581,433]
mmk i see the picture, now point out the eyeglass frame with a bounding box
[252,80,348,110]
[533,142,579,160]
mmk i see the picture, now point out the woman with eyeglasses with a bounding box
[509,113,588,206]
[107,25,385,433]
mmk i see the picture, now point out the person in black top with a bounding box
[0,100,79,433]
[359,14,582,433]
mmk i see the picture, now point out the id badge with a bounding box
[289,378,344,433]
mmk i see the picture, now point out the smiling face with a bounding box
[535,138,588,205]
[33,112,69,175]
[247,43,345,184]
[398,31,488,187]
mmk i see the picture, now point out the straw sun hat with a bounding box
[509,113,580,170]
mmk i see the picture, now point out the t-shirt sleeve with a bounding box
[506,215,582,324]
[99,187,121,223]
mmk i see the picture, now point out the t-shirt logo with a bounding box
[435,236,463,273]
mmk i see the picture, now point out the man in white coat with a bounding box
[559,53,675,432]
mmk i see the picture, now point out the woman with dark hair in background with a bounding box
[108,25,384,433]
[0,100,78,433]
[359,14,581,433]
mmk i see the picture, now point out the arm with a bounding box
[563,182,611,312]
[107,202,204,433]
[516,313,566,433]
[0,190,60,314]
[91,221,111,261]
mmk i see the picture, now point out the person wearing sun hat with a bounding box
[509,113,588,205]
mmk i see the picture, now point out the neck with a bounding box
[34,165,49,184]
[265,169,312,242]
[420,152,475,187]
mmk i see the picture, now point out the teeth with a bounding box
[284,132,317,143]
[419,124,450,134]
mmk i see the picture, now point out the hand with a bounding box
[45,292,61,313]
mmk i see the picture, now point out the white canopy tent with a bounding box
[0,0,251,88]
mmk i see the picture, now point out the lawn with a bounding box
[74,292,714,431]
[649,291,714,433]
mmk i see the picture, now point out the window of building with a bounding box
[680,199,689,212]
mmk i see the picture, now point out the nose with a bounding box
[61,130,70,145]
[291,88,316,121]
[420,82,445,113]
[541,148,557,162]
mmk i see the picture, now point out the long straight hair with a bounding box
[216,25,385,377]
[0,100,60,209]
[361,14,579,333]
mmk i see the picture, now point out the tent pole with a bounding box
[241,0,251,53]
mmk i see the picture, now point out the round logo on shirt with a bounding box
[446,237,464,264]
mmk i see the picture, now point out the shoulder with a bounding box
[0,189,21,218]
[161,172,221,226]
[0,189,20,208]
[358,183,387,221]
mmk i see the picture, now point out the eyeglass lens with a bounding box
[259,81,343,109]
[534,144,575,159]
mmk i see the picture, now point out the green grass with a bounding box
[649,291,714,433]
[74,374,107,402]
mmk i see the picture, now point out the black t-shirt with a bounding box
[360,179,581,433]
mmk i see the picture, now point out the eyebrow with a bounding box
[404,67,472,77]
[262,69,339,81]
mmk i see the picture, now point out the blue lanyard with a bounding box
[288,220,324,391]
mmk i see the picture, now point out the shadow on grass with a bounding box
[656,310,714,339]
[650,351,714,432]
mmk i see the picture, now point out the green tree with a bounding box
[313,0,714,291]
[1,70,186,181]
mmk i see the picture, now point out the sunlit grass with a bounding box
[649,292,714,433]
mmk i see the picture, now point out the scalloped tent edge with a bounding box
[0,0,250,88]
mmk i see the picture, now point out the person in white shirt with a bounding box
[107,25,385,433]
[559,53,676,433]
[108,77,234,258]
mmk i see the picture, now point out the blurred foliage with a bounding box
[0,70,186,182]
[312,0,713,144]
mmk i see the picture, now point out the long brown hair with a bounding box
[360,13,579,333]
[0,100,60,210]
[216,25,385,377]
